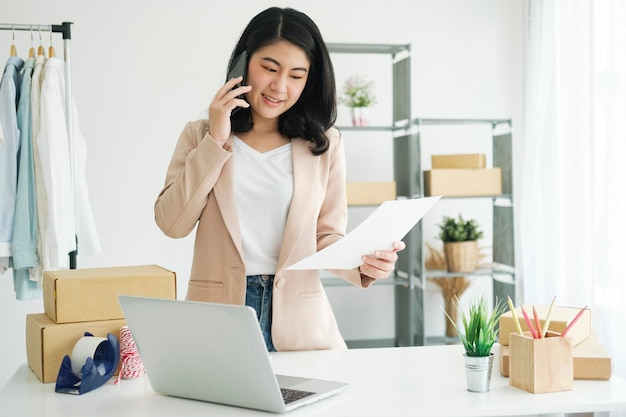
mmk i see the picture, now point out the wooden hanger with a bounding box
[28,26,35,58]
[48,27,55,57]
[9,25,17,56]
[37,27,45,56]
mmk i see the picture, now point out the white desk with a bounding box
[1,344,625,417]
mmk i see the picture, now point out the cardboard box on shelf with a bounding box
[346,181,396,206]
[431,153,487,169]
[43,264,176,323]
[499,305,591,347]
[26,313,126,383]
[423,168,501,197]
[500,332,612,381]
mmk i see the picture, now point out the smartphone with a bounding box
[228,50,248,101]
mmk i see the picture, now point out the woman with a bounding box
[154,7,405,351]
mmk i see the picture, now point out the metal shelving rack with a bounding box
[327,43,417,347]
[327,43,517,348]
[410,118,516,346]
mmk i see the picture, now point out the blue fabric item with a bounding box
[13,57,41,300]
[0,57,24,259]
[245,274,276,352]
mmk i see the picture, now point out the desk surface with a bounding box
[1,344,625,417]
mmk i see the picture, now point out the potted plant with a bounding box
[438,214,483,272]
[340,75,376,126]
[444,295,506,392]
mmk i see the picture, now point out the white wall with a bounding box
[0,0,525,387]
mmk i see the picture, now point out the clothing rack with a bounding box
[0,22,77,269]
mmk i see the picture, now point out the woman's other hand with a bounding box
[359,241,406,284]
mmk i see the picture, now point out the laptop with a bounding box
[118,295,351,413]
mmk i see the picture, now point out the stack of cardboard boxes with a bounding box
[499,304,612,380]
[25,265,177,383]
[424,153,502,196]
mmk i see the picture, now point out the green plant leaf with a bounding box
[443,295,506,357]
[438,214,484,242]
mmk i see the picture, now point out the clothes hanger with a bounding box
[28,26,35,58]
[48,27,55,58]
[10,25,17,57]
[37,26,45,57]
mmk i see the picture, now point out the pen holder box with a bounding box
[509,331,573,393]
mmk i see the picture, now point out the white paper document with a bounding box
[285,196,441,270]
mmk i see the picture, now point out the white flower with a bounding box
[340,75,377,108]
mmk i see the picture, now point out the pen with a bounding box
[560,305,588,337]
[532,306,542,338]
[542,296,556,338]
[507,295,523,335]
[521,305,537,338]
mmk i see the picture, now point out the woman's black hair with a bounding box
[227,7,336,155]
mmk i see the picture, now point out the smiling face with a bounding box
[245,40,311,125]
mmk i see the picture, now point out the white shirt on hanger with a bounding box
[36,57,100,270]
[30,53,50,281]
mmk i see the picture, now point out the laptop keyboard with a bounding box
[281,388,315,404]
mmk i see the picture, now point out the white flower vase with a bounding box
[350,107,370,126]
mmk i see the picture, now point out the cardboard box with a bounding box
[26,313,126,383]
[500,332,611,381]
[44,264,176,323]
[431,153,486,169]
[346,181,396,206]
[423,168,501,197]
[572,332,612,380]
[499,305,591,346]
[509,331,573,394]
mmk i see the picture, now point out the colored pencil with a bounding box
[507,295,523,335]
[532,306,542,338]
[560,305,588,337]
[542,296,556,338]
[521,305,537,338]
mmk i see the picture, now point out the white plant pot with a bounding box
[350,107,370,126]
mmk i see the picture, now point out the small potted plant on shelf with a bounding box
[340,75,376,126]
[438,214,483,273]
[445,294,506,392]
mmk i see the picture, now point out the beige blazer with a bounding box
[154,119,365,351]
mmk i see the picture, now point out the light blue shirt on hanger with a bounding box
[14,57,41,300]
[0,56,24,272]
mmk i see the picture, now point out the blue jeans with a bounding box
[245,275,276,352]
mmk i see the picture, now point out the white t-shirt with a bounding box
[232,136,293,275]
